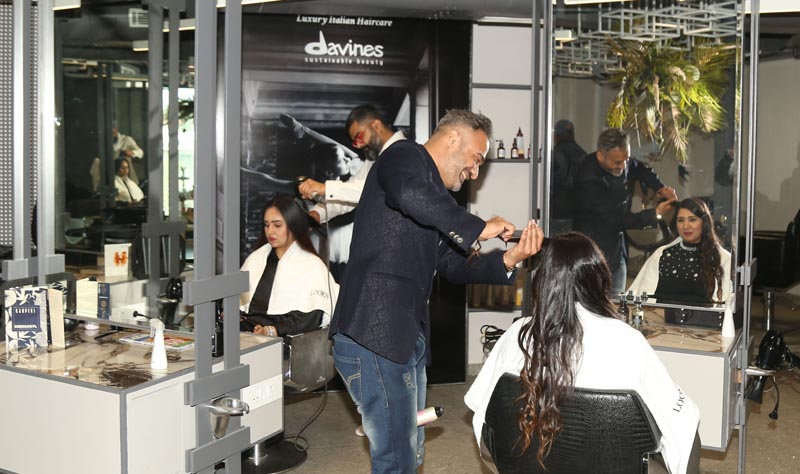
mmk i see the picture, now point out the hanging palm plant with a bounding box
[606,38,734,164]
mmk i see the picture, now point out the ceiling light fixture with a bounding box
[132,40,149,52]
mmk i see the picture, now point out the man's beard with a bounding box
[362,146,379,161]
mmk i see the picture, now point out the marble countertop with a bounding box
[641,307,739,354]
[0,323,275,392]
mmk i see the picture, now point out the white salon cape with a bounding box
[239,241,339,327]
[465,305,700,474]
[113,133,145,183]
[114,175,144,203]
[312,131,406,263]
[627,237,732,303]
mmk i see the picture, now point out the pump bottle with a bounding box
[150,318,168,371]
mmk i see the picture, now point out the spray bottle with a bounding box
[150,318,168,371]
[721,295,736,339]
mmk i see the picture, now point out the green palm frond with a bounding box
[605,38,734,164]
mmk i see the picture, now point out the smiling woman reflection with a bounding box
[628,198,731,305]
[239,195,339,337]
[114,158,144,205]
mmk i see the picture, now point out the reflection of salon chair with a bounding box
[481,373,682,474]
[241,327,335,473]
[748,208,800,330]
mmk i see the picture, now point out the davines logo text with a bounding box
[304,31,385,66]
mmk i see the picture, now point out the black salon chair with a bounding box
[481,374,664,474]
[750,207,800,330]
[241,327,335,474]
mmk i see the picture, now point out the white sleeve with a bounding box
[311,204,328,223]
[319,179,360,222]
[632,335,700,474]
[239,250,262,312]
[464,320,526,446]
[719,246,732,302]
[325,176,366,205]
[122,136,144,159]
[628,248,661,296]
[320,161,373,221]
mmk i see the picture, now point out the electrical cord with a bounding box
[283,195,334,453]
[481,324,506,355]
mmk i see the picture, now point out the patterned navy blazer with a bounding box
[329,140,513,364]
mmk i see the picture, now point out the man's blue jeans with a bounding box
[332,333,427,474]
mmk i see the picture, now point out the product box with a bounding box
[104,243,132,278]
[4,286,49,351]
[97,282,111,320]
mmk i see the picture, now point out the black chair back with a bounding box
[481,374,661,474]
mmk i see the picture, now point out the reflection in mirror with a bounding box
[55,5,194,334]
[548,0,742,311]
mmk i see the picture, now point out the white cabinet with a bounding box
[0,331,282,474]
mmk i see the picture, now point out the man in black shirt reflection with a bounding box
[573,128,677,295]
[550,119,587,235]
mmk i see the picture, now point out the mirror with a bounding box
[548,0,743,312]
[55,4,194,333]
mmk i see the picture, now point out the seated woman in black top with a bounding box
[628,198,731,305]
[239,196,338,337]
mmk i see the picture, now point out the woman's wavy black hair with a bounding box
[516,232,620,467]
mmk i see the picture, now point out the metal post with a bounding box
[529,0,544,224]
[182,4,250,471]
[193,3,217,472]
[540,0,554,235]
[738,1,760,473]
[146,3,165,317]
[36,0,64,285]
[168,6,181,276]
[223,4,244,472]
[5,0,33,281]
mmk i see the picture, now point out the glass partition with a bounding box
[55,4,193,333]
[548,0,743,314]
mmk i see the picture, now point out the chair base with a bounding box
[241,435,307,474]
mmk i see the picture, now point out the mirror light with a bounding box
[54,0,80,10]
[216,0,285,6]
[132,40,149,52]
[744,0,800,13]
[162,19,196,32]
[564,0,631,4]
[555,29,577,42]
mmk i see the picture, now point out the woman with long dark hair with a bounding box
[465,233,700,474]
[239,195,338,337]
[629,197,731,304]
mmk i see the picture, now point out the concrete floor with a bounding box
[280,296,800,473]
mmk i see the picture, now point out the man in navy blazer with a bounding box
[329,110,543,473]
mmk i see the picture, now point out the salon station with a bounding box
[1,1,799,473]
